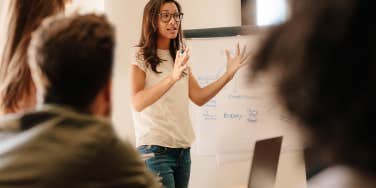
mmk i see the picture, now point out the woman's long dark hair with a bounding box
[137,0,184,73]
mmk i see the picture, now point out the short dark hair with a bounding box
[28,14,115,111]
[251,0,376,174]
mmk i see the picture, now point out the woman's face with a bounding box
[157,2,181,40]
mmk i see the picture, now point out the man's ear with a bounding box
[90,79,112,117]
[101,80,112,117]
[104,80,112,103]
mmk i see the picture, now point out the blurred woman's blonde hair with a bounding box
[0,0,66,114]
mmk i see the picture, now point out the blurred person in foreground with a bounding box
[250,0,376,187]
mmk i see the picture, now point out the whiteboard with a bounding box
[186,35,304,164]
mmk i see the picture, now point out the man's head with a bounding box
[28,14,115,116]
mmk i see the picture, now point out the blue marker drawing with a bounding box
[202,110,216,120]
[204,99,216,108]
[247,108,258,123]
[228,94,259,100]
[224,113,243,120]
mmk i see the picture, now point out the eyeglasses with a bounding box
[158,12,184,23]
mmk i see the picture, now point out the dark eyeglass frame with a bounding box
[158,12,184,23]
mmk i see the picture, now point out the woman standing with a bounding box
[0,0,70,114]
[130,0,250,187]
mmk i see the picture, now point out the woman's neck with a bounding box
[157,37,170,50]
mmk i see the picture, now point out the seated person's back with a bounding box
[0,14,161,188]
[0,105,159,188]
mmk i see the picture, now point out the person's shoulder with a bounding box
[308,165,376,188]
[0,112,22,130]
[133,47,145,61]
[0,109,60,140]
[0,112,23,145]
[28,106,116,146]
[59,113,116,142]
[132,47,148,72]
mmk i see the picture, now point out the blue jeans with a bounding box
[137,145,191,188]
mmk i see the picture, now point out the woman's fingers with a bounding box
[180,64,188,77]
[185,55,190,64]
[225,49,231,61]
[241,45,247,58]
[175,48,189,67]
[181,54,190,67]
[181,63,188,70]
[184,47,190,56]
[176,50,181,58]
[236,42,240,56]
[241,51,253,63]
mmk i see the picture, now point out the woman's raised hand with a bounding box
[171,47,190,82]
[225,43,252,78]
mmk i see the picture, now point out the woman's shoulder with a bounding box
[132,47,148,71]
[133,47,145,61]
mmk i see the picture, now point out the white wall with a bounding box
[66,0,104,14]
[0,1,3,14]
[104,0,148,145]
[0,0,4,54]
[0,0,4,30]
[179,0,242,29]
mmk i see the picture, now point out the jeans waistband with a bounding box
[138,145,190,150]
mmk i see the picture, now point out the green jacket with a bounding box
[0,105,161,188]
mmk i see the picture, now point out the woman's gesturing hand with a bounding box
[171,48,190,82]
[225,43,252,79]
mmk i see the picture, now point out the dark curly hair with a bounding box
[250,0,376,175]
